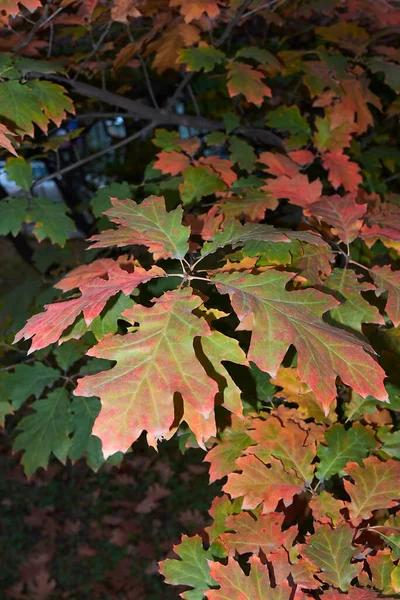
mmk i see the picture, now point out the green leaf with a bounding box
[5,157,32,191]
[180,166,225,205]
[235,46,281,68]
[0,80,48,136]
[14,388,71,476]
[206,131,227,146]
[266,105,310,136]
[29,196,76,246]
[377,426,400,459]
[69,396,101,462]
[368,58,400,92]
[316,423,376,480]
[0,196,28,236]
[223,113,240,134]
[179,44,225,72]
[303,523,361,591]
[0,53,20,79]
[153,129,181,151]
[28,80,74,126]
[13,56,63,76]
[229,136,256,171]
[159,535,217,599]
[324,268,384,333]
[0,401,12,426]
[54,339,88,372]
[90,293,135,340]
[201,221,289,257]
[92,195,190,259]
[1,363,60,410]
[374,530,400,560]
[91,182,133,217]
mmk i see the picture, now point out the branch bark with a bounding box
[38,74,283,148]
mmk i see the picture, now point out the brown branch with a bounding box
[37,74,283,148]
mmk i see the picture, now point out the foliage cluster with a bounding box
[1,0,400,598]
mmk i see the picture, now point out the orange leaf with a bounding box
[223,455,303,513]
[265,173,322,207]
[227,62,272,107]
[154,150,190,176]
[322,151,362,193]
[170,0,220,23]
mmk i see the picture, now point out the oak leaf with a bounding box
[74,289,217,457]
[205,417,253,483]
[259,152,300,178]
[324,268,385,332]
[206,556,291,600]
[14,264,160,353]
[219,190,278,222]
[223,455,303,513]
[55,258,117,292]
[266,173,322,207]
[159,534,217,599]
[306,193,366,245]
[371,266,400,327]
[302,523,362,591]
[219,511,291,556]
[227,62,272,107]
[309,491,345,526]
[0,123,17,155]
[344,456,400,524]
[89,195,190,260]
[148,23,201,73]
[214,270,387,411]
[179,42,225,71]
[247,416,316,483]
[199,157,237,188]
[316,423,376,481]
[322,151,362,193]
[154,150,191,176]
[111,0,141,22]
[170,0,221,23]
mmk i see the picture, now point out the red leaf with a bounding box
[219,511,290,556]
[14,264,161,353]
[206,556,291,600]
[74,289,217,456]
[259,151,300,178]
[199,156,238,187]
[266,174,322,207]
[289,149,315,166]
[306,193,367,245]
[54,258,117,292]
[322,151,362,193]
[223,455,303,513]
[215,270,387,411]
[154,150,191,176]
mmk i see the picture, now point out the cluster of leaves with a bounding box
[1,0,400,598]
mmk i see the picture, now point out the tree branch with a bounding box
[37,74,283,148]
[31,122,155,187]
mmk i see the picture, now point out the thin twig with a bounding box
[240,0,281,20]
[73,22,111,81]
[14,0,51,52]
[139,56,159,109]
[26,122,155,188]
[188,84,201,117]
[47,21,54,58]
